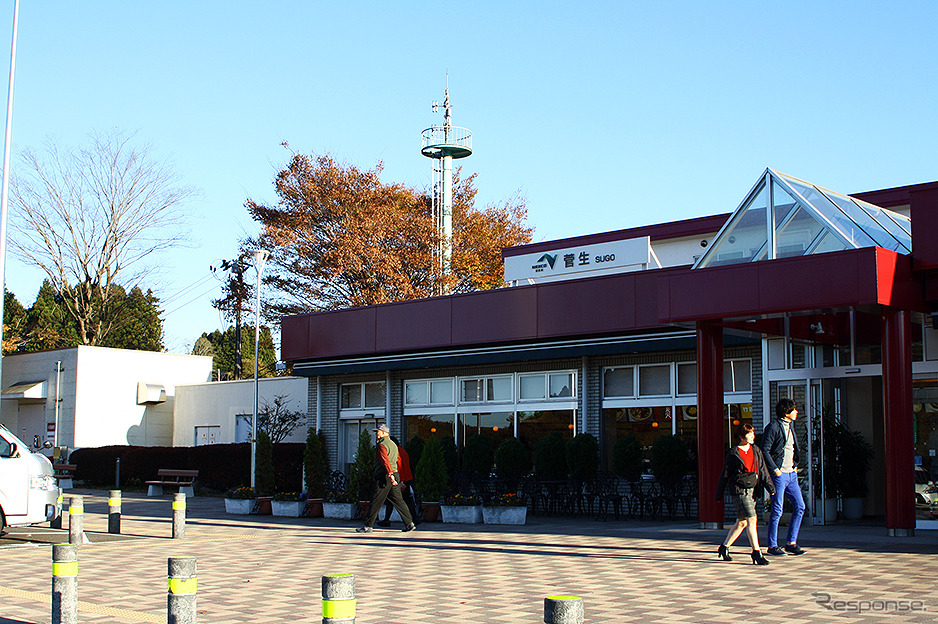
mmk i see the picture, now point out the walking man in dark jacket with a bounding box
[356,424,416,533]
[763,398,807,556]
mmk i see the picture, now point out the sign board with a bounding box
[504,236,657,284]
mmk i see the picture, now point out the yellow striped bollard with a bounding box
[68,495,88,545]
[108,489,121,534]
[168,556,197,624]
[172,492,186,539]
[52,543,78,624]
[51,490,64,529]
[322,574,356,623]
[544,595,584,624]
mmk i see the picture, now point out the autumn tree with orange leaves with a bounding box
[244,153,532,316]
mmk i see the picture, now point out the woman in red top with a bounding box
[715,423,776,564]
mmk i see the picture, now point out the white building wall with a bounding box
[1,346,213,451]
[71,347,213,447]
[174,376,309,447]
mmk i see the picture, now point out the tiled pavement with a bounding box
[1,489,937,623]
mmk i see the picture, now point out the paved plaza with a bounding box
[1,489,936,623]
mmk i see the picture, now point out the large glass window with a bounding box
[518,410,575,455]
[461,412,513,450]
[404,414,455,443]
[459,376,512,403]
[724,360,752,392]
[677,363,697,395]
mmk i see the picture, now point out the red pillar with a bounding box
[882,308,915,535]
[696,320,724,527]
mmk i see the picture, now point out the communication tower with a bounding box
[421,83,472,290]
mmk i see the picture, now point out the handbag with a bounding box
[736,471,758,489]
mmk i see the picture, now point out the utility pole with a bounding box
[210,256,251,380]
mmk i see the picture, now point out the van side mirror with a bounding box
[33,435,41,449]
[43,440,53,449]
[4,442,16,458]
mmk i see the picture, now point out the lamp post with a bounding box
[0,0,20,390]
[249,249,270,490]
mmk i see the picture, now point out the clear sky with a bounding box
[1,1,936,354]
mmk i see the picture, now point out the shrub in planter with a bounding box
[566,433,599,482]
[650,434,688,491]
[534,432,568,480]
[303,428,327,499]
[612,434,644,482]
[254,430,276,496]
[349,429,376,501]
[405,436,424,471]
[840,428,875,499]
[463,434,494,476]
[439,436,459,480]
[415,437,449,503]
[494,437,529,483]
[226,486,256,500]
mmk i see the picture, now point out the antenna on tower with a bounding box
[421,79,472,295]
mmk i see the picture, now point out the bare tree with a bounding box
[258,394,306,444]
[9,131,196,345]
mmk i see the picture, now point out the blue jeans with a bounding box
[768,471,805,547]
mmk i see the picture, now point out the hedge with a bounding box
[69,443,304,493]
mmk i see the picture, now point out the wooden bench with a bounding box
[53,463,76,489]
[145,469,199,497]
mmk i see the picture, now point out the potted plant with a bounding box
[415,437,449,521]
[612,434,643,483]
[650,434,688,493]
[441,493,483,523]
[272,491,307,517]
[349,429,376,516]
[322,489,357,519]
[839,427,875,520]
[304,428,327,517]
[566,433,599,482]
[463,434,495,477]
[494,437,529,490]
[533,432,567,481]
[483,492,527,525]
[224,486,256,514]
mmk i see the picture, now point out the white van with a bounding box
[0,423,60,532]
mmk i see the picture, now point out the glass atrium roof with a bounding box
[693,169,912,269]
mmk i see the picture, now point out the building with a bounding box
[0,346,213,451]
[173,376,310,446]
[280,169,938,535]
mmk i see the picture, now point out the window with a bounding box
[404,379,454,406]
[519,371,577,401]
[638,365,671,396]
[341,382,386,410]
[603,367,634,398]
[459,376,512,404]
[677,363,697,395]
[723,360,752,392]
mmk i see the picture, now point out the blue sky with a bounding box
[1,1,936,353]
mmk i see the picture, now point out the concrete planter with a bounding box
[305,498,324,518]
[441,505,483,524]
[483,506,527,525]
[224,498,254,514]
[272,501,306,517]
[322,502,357,520]
[843,497,864,520]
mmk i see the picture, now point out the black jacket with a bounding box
[715,444,776,501]
[762,418,800,474]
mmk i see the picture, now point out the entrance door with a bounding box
[769,381,821,524]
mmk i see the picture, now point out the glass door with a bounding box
[769,381,821,525]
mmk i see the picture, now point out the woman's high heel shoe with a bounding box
[751,550,770,565]
[717,544,732,561]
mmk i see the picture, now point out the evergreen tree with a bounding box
[254,429,276,496]
[200,324,276,380]
[2,291,28,354]
[100,286,164,351]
